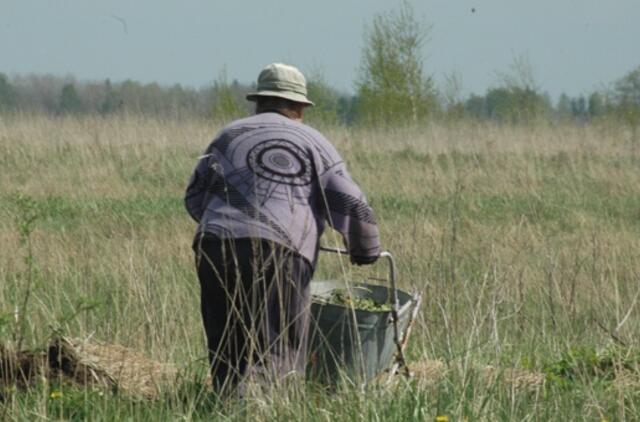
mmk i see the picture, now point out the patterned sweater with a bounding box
[184,112,380,266]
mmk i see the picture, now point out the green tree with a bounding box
[556,94,572,121]
[485,88,516,122]
[571,96,587,121]
[441,71,466,122]
[0,73,16,112]
[488,55,550,124]
[59,83,83,114]
[588,92,605,119]
[211,69,246,123]
[614,65,640,148]
[464,94,488,120]
[305,71,341,126]
[337,95,358,124]
[616,66,640,106]
[99,79,122,114]
[355,1,436,126]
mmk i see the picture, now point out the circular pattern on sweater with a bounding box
[247,139,313,186]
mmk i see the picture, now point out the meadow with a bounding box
[1,114,640,420]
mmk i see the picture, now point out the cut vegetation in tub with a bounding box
[312,287,393,312]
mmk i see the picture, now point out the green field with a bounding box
[2,115,640,420]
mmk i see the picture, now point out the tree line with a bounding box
[0,3,638,131]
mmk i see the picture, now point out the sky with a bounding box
[1,0,639,99]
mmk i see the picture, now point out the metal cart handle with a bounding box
[318,246,404,369]
[318,247,398,312]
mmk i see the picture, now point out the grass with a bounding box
[2,114,640,420]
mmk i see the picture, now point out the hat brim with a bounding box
[246,90,314,106]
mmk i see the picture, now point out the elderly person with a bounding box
[185,63,380,393]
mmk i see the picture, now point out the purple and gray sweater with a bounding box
[184,112,380,266]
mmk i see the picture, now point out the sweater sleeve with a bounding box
[184,146,218,223]
[318,162,381,263]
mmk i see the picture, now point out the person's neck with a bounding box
[257,109,302,122]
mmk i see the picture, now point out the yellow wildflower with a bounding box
[50,390,63,399]
[435,416,449,422]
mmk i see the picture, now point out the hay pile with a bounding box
[1,338,578,398]
[482,365,545,391]
[1,337,178,399]
[384,358,545,392]
[410,358,447,383]
[49,337,178,398]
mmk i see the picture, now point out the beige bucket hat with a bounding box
[246,63,314,106]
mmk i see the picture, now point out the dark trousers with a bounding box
[195,236,313,392]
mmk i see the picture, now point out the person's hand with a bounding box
[350,254,379,266]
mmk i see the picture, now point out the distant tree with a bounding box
[166,83,198,117]
[139,82,164,114]
[616,66,640,106]
[8,74,61,113]
[464,94,487,120]
[556,93,572,121]
[211,69,246,122]
[441,71,465,121]
[571,96,587,121]
[355,1,436,126]
[588,92,605,119]
[485,88,515,122]
[59,83,83,114]
[0,73,241,118]
[99,79,122,114]
[614,65,640,149]
[337,95,358,125]
[81,82,105,113]
[490,55,550,124]
[305,71,341,126]
[0,73,16,112]
[117,79,143,113]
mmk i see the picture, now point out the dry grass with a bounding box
[2,114,640,419]
[49,337,178,399]
[1,337,178,400]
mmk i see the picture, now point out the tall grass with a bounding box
[1,114,640,420]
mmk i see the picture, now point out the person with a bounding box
[184,63,380,394]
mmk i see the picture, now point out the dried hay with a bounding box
[48,337,178,399]
[379,358,447,388]
[4,337,548,399]
[384,358,545,392]
[408,358,448,384]
[610,370,640,390]
[482,365,545,392]
[1,337,178,400]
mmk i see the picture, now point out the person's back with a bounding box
[186,111,380,266]
[184,63,380,394]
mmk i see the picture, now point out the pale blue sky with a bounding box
[2,0,638,98]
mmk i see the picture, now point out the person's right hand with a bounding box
[350,254,379,266]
